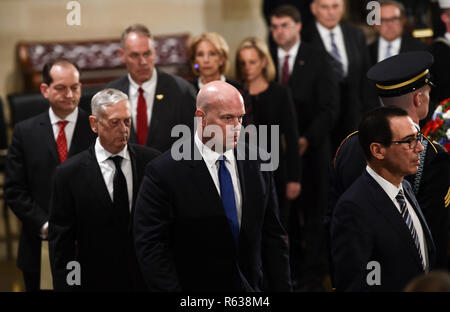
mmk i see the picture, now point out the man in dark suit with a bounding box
[303,0,379,152]
[134,81,291,292]
[49,88,160,291]
[430,0,450,103]
[368,0,426,66]
[329,51,450,271]
[331,106,435,291]
[106,24,196,153]
[4,59,96,291]
[269,4,339,290]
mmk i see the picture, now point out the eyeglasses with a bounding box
[391,133,423,149]
[380,16,402,24]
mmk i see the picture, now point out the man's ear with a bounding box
[40,83,49,99]
[119,47,125,64]
[370,142,386,160]
[195,109,206,126]
[89,115,98,133]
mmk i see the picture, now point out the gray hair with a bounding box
[120,24,153,48]
[91,88,129,117]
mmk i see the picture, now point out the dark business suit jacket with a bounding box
[134,140,292,292]
[302,22,379,150]
[4,109,96,274]
[329,133,449,270]
[49,143,160,291]
[368,35,427,66]
[430,37,450,103]
[106,70,196,153]
[271,41,339,224]
[331,171,435,291]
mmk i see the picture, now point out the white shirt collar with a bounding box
[366,165,403,203]
[379,36,401,49]
[277,39,300,60]
[316,21,342,41]
[94,137,130,163]
[128,68,157,94]
[194,131,235,168]
[445,32,450,42]
[49,106,78,124]
[198,75,226,90]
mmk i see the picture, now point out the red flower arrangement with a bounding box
[422,97,450,152]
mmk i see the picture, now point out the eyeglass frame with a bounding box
[390,133,424,149]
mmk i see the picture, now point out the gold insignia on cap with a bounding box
[376,69,429,90]
[445,187,450,208]
[156,94,164,100]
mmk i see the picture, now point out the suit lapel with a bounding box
[364,172,426,271]
[235,147,248,246]
[341,23,354,75]
[146,70,167,146]
[403,182,436,263]
[85,145,113,209]
[68,109,90,157]
[39,112,60,163]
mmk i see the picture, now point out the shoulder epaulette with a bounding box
[333,130,359,168]
[423,136,438,154]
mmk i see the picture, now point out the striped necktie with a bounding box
[329,32,344,80]
[395,189,426,271]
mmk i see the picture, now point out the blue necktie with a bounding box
[218,155,239,245]
[395,189,426,271]
[385,43,392,60]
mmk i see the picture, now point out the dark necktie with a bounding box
[395,189,426,271]
[110,156,130,227]
[56,120,69,163]
[218,155,239,245]
[281,54,290,86]
[137,87,148,146]
[329,32,344,80]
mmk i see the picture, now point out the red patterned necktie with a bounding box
[56,120,69,163]
[281,54,290,86]
[137,87,148,145]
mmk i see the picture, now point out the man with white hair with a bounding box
[134,81,292,292]
[49,88,160,291]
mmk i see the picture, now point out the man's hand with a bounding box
[286,182,301,200]
[299,136,309,156]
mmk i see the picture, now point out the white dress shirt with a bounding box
[49,106,78,152]
[378,37,402,62]
[195,132,242,228]
[95,138,133,212]
[128,69,157,131]
[445,32,450,42]
[366,165,428,269]
[277,40,300,83]
[316,22,349,77]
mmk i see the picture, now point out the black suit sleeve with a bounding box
[261,164,292,291]
[331,199,373,291]
[48,166,78,291]
[280,88,300,182]
[304,53,340,149]
[5,124,47,234]
[134,162,182,291]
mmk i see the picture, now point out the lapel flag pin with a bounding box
[156,94,164,100]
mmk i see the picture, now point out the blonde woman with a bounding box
[236,36,301,227]
[188,32,242,92]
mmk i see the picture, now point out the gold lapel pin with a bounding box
[156,94,164,100]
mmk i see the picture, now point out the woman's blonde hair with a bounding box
[188,32,230,76]
[235,36,276,82]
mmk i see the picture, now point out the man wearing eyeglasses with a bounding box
[330,106,436,291]
[368,0,426,65]
[329,51,450,278]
